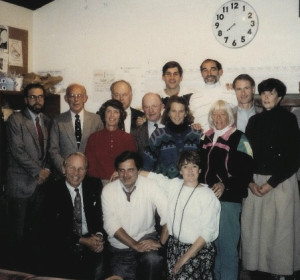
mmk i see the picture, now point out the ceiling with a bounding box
[2,0,54,10]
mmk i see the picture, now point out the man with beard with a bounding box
[5,83,51,270]
[189,59,237,132]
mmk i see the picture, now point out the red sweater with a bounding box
[85,128,136,180]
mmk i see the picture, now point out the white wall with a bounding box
[0,1,33,71]
[3,0,300,113]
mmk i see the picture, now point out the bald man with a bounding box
[110,80,144,133]
[132,93,164,158]
[49,83,103,175]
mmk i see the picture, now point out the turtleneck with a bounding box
[213,125,231,144]
[167,121,189,133]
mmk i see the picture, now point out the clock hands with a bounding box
[227,23,236,31]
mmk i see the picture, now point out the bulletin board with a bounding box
[8,26,28,74]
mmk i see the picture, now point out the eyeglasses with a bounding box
[67,94,85,100]
[27,95,44,101]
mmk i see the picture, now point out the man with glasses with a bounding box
[49,83,103,176]
[6,83,51,270]
[132,93,164,158]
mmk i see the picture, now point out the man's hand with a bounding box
[191,123,203,132]
[136,116,146,127]
[37,168,51,185]
[80,234,104,253]
[133,239,161,252]
[211,182,225,198]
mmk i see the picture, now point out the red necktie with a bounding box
[35,116,44,158]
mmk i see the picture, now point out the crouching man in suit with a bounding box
[30,152,105,280]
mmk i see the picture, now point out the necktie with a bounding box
[154,123,159,130]
[123,186,136,202]
[73,188,82,236]
[75,114,82,148]
[35,116,44,158]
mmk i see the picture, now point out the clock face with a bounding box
[212,0,259,48]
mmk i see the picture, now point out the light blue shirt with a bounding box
[237,105,255,132]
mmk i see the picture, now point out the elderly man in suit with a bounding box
[30,152,105,279]
[110,80,144,133]
[6,83,51,270]
[132,93,164,158]
[49,83,103,175]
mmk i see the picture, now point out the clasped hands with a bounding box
[133,239,161,253]
[249,182,273,197]
[80,234,104,253]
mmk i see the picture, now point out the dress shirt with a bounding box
[124,107,131,133]
[27,109,44,134]
[148,173,220,244]
[101,175,168,249]
[157,87,194,99]
[147,120,164,138]
[70,110,84,131]
[189,82,237,132]
[66,182,88,235]
[237,105,255,133]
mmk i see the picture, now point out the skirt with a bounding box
[167,235,216,280]
[241,174,300,275]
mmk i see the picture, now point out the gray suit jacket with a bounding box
[6,108,51,198]
[49,110,103,173]
[132,121,149,159]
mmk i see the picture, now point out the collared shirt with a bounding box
[27,108,44,134]
[237,105,256,133]
[102,175,168,249]
[147,119,164,138]
[66,181,88,235]
[70,110,84,131]
[124,107,131,133]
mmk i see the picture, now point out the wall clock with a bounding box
[212,0,259,48]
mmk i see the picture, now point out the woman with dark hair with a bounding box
[85,99,136,185]
[140,151,220,279]
[241,78,300,279]
[143,95,202,178]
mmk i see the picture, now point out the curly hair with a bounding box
[161,95,194,125]
[97,99,126,130]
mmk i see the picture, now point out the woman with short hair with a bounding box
[199,99,253,280]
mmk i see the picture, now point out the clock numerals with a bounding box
[212,0,259,48]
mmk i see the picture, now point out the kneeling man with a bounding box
[102,151,168,280]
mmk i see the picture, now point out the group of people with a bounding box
[2,58,300,280]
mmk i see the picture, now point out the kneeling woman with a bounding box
[140,151,220,280]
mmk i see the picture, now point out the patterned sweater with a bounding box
[143,123,202,178]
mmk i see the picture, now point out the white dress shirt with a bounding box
[70,110,84,131]
[124,107,131,133]
[66,182,88,235]
[101,175,168,249]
